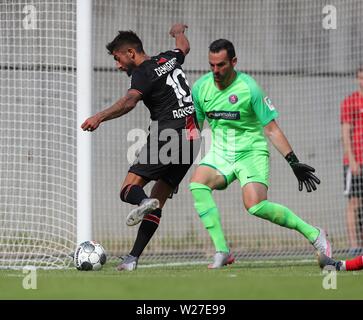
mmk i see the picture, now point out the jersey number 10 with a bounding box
[166,68,192,107]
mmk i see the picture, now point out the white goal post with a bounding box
[76,0,92,246]
[1,0,363,268]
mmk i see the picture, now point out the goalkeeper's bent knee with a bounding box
[247,200,268,216]
[189,182,212,192]
[247,200,287,225]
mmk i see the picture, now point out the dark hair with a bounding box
[106,30,144,54]
[209,39,236,61]
[357,66,363,77]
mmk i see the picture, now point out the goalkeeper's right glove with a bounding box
[285,151,321,192]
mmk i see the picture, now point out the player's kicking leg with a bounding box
[119,172,160,226]
[126,198,160,226]
[317,252,363,271]
[118,134,200,271]
[117,179,174,271]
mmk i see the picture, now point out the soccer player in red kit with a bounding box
[341,66,363,254]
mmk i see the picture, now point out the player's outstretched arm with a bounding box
[264,120,320,192]
[81,89,142,132]
[169,23,190,56]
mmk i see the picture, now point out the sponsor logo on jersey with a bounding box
[229,94,238,104]
[154,57,177,77]
[264,96,275,111]
[206,111,240,120]
[172,105,195,119]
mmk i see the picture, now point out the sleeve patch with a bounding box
[264,96,275,111]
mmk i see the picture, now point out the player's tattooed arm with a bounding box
[81,89,142,132]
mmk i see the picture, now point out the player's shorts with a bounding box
[129,130,201,189]
[199,148,270,190]
[343,165,363,198]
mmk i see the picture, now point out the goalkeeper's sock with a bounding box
[189,182,229,253]
[130,208,162,257]
[248,200,319,242]
[120,184,148,205]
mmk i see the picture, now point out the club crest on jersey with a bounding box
[264,96,275,111]
[229,94,238,104]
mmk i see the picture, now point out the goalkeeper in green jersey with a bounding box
[189,39,331,268]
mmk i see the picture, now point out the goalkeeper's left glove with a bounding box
[285,151,321,192]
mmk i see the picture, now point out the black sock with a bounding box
[130,208,162,257]
[120,184,148,205]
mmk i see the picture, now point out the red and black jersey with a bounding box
[129,49,197,133]
[341,91,363,165]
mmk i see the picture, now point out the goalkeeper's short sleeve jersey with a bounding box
[192,71,278,155]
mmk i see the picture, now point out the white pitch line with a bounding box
[139,259,315,269]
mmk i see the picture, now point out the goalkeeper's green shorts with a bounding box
[199,149,270,190]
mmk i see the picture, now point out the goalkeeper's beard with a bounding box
[213,73,222,82]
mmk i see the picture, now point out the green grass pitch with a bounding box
[1,260,362,300]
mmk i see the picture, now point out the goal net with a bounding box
[1,0,363,268]
[0,1,77,268]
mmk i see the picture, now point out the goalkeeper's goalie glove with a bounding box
[285,151,320,192]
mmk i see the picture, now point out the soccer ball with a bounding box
[73,240,107,271]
